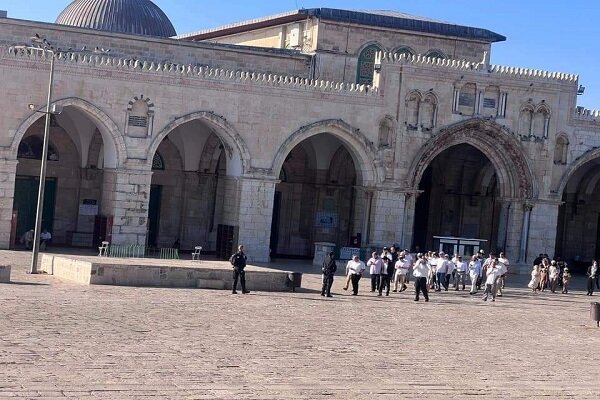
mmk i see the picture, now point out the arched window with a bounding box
[18,136,59,161]
[393,46,414,58]
[554,135,569,165]
[519,104,534,136]
[425,49,447,59]
[405,91,421,130]
[533,104,551,139]
[152,151,165,170]
[356,44,381,85]
[378,117,395,148]
[458,83,476,116]
[420,92,438,131]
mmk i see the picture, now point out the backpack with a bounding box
[229,253,237,266]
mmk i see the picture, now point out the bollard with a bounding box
[591,302,600,327]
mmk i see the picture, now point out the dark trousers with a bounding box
[436,272,446,290]
[321,275,334,296]
[379,275,390,295]
[371,274,380,291]
[232,269,246,292]
[351,274,362,295]
[588,277,596,295]
[414,277,429,301]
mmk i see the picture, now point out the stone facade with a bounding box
[1,10,600,269]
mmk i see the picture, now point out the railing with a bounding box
[107,244,146,258]
[159,248,179,260]
[103,244,180,259]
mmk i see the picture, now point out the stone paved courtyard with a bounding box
[1,249,599,399]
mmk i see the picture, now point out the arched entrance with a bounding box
[408,118,535,256]
[555,153,600,270]
[270,120,380,258]
[412,144,500,252]
[147,112,248,253]
[12,101,122,248]
[271,136,357,257]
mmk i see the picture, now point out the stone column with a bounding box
[518,203,533,265]
[101,168,152,246]
[0,159,17,249]
[495,199,512,252]
[368,188,406,248]
[234,176,277,263]
[401,192,417,251]
[526,201,560,263]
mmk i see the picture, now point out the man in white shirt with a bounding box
[496,252,510,294]
[482,260,500,302]
[345,255,366,296]
[436,254,452,291]
[412,253,430,302]
[469,255,482,295]
[454,256,468,291]
[393,251,411,292]
[40,229,52,251]
[367,252,384,293]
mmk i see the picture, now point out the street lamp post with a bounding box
[11,36,56,274]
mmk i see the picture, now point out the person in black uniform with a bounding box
[378,256,394,296]
[321,252,337,297]
[230,244,250,294]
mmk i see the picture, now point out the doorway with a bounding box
[13,176,56,243]
[147,184,162,247]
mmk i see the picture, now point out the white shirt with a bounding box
[395,259,410,275]
[485,267,499,285]
[346,260,366,275]
[455,261,468,273]
[469,260,482,276]
[367,257,384,275]
[549,265,559,279]
[41,231,52,240]
[437,260,452,274]
[412,259,430,278]
[498,256,509,272]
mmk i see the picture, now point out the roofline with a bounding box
[0,17,309,60]
[178,8,506,43]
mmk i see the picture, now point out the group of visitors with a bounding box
[527,253,600,296]
[321,246,509,302]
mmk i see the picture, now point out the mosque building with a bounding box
[1,0,599,272]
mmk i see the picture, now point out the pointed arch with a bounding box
[407,118,536,199]
[150,111,250,176]
[10,97,125,168]
[556,147,600,197]
[271,119,382,186]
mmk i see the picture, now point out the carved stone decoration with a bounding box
[125,95,155,138]
[407,118,536,199]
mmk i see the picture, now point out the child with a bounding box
[528,265,541,292]
[562,267,571,294]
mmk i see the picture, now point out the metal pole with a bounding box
[30,50,55,274]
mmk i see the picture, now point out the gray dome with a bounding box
[56,0,176,37]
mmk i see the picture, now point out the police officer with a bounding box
[321,252,337,297]
[230,244,250,294]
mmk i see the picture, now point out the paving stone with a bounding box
[1,249,599,399]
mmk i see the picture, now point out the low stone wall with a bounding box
[0,265,10,283]
[40,255,300,292]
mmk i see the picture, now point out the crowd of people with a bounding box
[320,247,600,300]
[321,246,510,302]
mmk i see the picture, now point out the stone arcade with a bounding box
[1,1,600,273]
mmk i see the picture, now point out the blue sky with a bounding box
[2,0,599,108]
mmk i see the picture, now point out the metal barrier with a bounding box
[159,248,179,260]
[107,244,146,258]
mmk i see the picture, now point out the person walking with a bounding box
[367,252,383,293]
[412,253,430,302]
[346,255,366,296]
[469,255,481,295]
[393,251,411,292]
[321,252,337,297]
[454,256,468,291]
[548,260,560,293]
[586,260,599,296]
[482,260,500,302]
[378,256,394,296]
[230,245,249,294]
[497,252,510,290]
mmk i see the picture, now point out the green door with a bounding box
[14,177,56,240]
